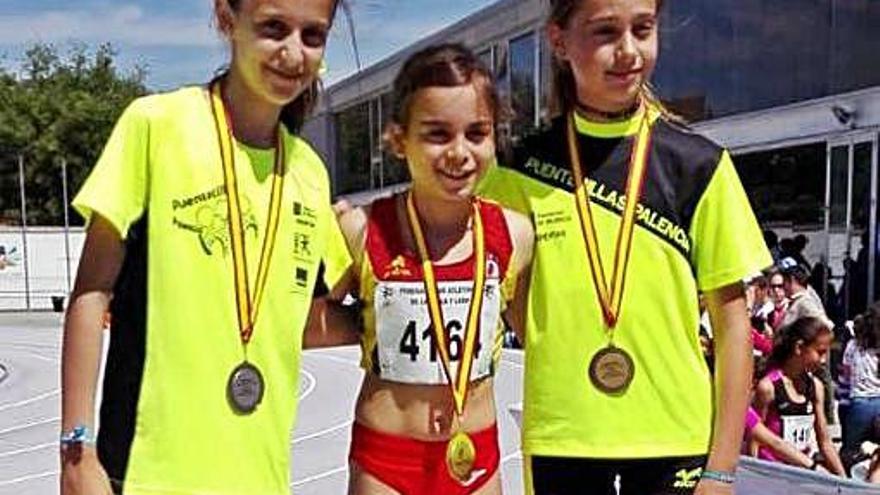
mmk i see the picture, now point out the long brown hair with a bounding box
[216,0,340,133]
[546,0,677,121]
[855,301,880,352]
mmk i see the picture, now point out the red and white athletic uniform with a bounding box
[350,194,515,495]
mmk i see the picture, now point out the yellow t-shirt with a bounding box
[479,106,771,458]
[73,86,351,494]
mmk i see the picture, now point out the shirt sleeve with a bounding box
[745,406,761,433]
[842,339,855,367]
[72,99,150,239]
[689,151,772,291]
[476,162,533,217]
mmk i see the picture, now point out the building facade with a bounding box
[304,0,880,316]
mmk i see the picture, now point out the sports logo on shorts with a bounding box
[673,467,702,489]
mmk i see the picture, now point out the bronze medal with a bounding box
[446,430,477,482]
[588,345,635,394]
[227,361,265,414]
[566,110,652,395]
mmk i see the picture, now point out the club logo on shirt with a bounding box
[523,157,574,189]
[382,255,413,278]
[379,286,395,306]
[293,201,317,228]
[172,190,258,256]
[534,210,571,243]
[487,257,500,278]
[293,232,312,258]
[295,267,309,289]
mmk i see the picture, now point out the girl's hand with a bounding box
[694,478,735,495]
[60,447,113,495]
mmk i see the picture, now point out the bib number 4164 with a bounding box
[399,320,481,362]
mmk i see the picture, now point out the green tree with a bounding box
[0,43,148,226]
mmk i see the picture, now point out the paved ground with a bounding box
[6,312,880,495]
[0,312,524,495]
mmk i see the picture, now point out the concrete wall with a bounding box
[0,227,85,311]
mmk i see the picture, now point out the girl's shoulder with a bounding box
[125,85,208,121]
[497,205,532,234]
[755,375,777,402]
[499,206,534,270]
[649,117,727,172]
[336,202,372,268]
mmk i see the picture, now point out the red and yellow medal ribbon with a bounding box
[566,111,652,330]
[406,192,486,416]
[210,80,285,346]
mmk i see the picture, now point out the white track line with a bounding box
[0,441,56,459]
[299,368,316,401]
[304,352,360,367]
[290,465,348,488]
[0,351,524,488]
[0,416,58,436]
[0,470,57,487]
[22,351,59,364]
[292,420,352,444]
[0,389,59,412]
[502,451,522,464]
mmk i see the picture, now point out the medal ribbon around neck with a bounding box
[406,192,486,416]
[210,80,285,347]
[566,110,652,332]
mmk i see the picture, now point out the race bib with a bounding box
[781,414,816,453]
[373,278,501,385]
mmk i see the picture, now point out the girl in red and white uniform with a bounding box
[333,44,534,495]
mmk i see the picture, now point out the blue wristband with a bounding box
[60,425,95,447]
[701,469,735,484]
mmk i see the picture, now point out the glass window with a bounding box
[829,145,848,229]
[655,0,879,121]
[477,47,493,74]
[509,32,537,137]
[832,1,880,94]
[369,97,382,188]
[852,142,873,232]
[538,36,553,125]
[734,143,826,228]
[335,101,371,194]
[494,41,510,138]
[380,91,409,187]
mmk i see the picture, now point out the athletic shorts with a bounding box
[528,454,708,495]
[349,422,500,495]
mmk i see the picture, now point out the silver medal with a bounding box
[227,362,265,414]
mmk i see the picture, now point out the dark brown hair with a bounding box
[769,316,832,368]
[218,0,340,133]
[546,0,676,120]
[387,43,504,131]
[855,301,880,352]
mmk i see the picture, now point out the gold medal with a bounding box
[406,192,486,480]
[210,79,285,414]
[588,345,635,394]
[446,430,477,482]
[566,110,651,395]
